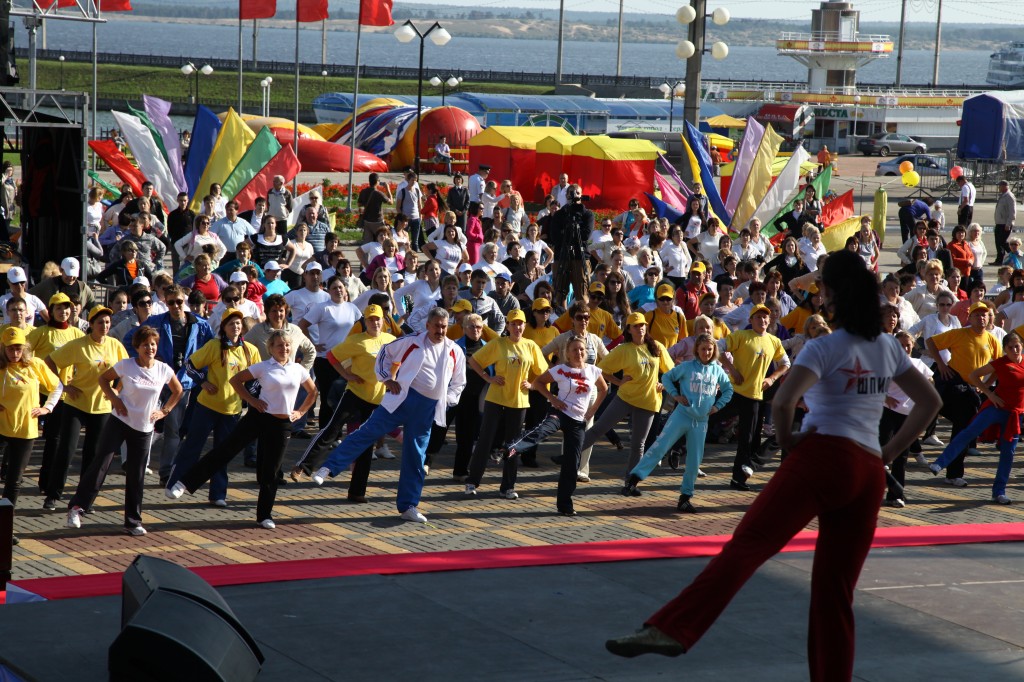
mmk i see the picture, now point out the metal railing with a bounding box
[778,32,891,43]
[705,80,986,100]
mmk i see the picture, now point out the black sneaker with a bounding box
[667,451,680,470]
[677,495,697,513]
[729,478,751,492]
[558,508,578,517]
[621,474,641,497]
[42,497,58,511]
[11,535,18,545]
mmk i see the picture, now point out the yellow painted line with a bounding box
[203,545,264,564]
[310,522,354,537]
[490,529,548,547]
[15,539,51,555]
[878,512,929,526]
[356,537,411,554]
[168,530,215,546]
[52,556,105,575]
[618,521,675,537]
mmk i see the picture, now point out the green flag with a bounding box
[125,103,171,170]
[88,170,120,196]
[763,165,832,238]
[221,126,282,201]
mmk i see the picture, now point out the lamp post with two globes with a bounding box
[430,75,462,106]
[260,77,273,117]
[659,81,686,132]
[394,20,452,175]
[673,2,730,128]
[181,62,214,113]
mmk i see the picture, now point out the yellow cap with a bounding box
[690,261,707,273]
[532,298,552,311]
[451,299,473,313]
[221,307,244,324]
[968,301,989,316]
[88,306,113,322]
[589,281,606,294]
[2,326,26,346]
[656,284,675,300]
[49,293,71,307]
[363,304,384,319]
[506,309,527,323]
[749,304,772,318]
[625,311,647,327]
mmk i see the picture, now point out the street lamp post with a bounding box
[58,55,64,91]
[658,80,685,132]
[394,20,452,175]
[429,74,462,106]
[852,94,862,154]
[674,2,730,128]
[321,69,328,91]
[260,77,273,117]
[181,62,214,113]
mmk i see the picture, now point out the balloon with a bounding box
[899,160,914,174]
[950,165,964,179]
[902,170,921,187]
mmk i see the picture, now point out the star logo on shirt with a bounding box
[839,358,872,392]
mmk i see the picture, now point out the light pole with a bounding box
[852,94,861,154]
[260,77,273,117]
[181,62,213,113]
[429,74,462,106]
[321,69,328,92]
[674,3,730,128]
[58,54,64,91]
[658,81,685,132]
[394,20,452,175]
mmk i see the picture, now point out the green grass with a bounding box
[35,60,553,110]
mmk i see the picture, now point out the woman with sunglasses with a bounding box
[175,214,227,268]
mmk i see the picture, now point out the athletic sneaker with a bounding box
[311,467,330,486]
[375,444,395,460]
[258,519,276,530]
[605,626,686,658]
[210,499,227,508]
[165,482,186,499]
[125,526,147,536]
[993,494,1012,505]
[944,477,968,487]
[928,463,942,476]
[400,506,428,523]
[697,468,707,478]
[886,498,906,508]
[922,435,944,447]
[915,453,929,467]
[464,483,477,497]
[500,489,519,500]
[66,506,83,529]
[740,465,754,478]
[576,473,591,483]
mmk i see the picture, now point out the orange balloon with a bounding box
[898,160,914,174]
[950,165,964,179]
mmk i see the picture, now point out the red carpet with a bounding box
[13,522,1024,601]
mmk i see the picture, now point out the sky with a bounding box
[395,0,1021,26]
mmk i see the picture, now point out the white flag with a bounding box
[112,110,180,210]
[752,145,811,228]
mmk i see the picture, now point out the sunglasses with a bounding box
[166,299,185,307]
[137,300,152,307]
[224,297,240,304]
[574,314,591,321]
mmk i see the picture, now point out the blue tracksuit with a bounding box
[630,358,733,496]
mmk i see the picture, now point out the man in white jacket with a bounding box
[312,307,466,522]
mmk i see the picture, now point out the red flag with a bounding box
[820,189,855,227]
[88,140,146,197]
[296,0,328,22]
[233,145,302,212]
[240,0,276,20]
[360,0,393,26]
[97,0,133,9]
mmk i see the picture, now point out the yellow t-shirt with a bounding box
[931,328,1002,380]
[0,357,59,439]
[330,331,396,405]
[554,307,622,341]
[645,308,686,349]
[0,323,34,337]
[780,306,812,334]
[472,337,549,409]
[48,334,129,414]
[598,340,673,412]
[523,325,560,357]
[724,329,787,400]
[26,325,84,386]
[188,339,261,415]
[685,318,729,339]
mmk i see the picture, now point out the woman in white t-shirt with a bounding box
[286,223,315,279]
[86,188,104,236]
[168,329,317,529]
[608,250,942,679]
[66,326,183,536]
[507,335,608,516]
[299,276,361,412]
[519,223,554,266]
[422,223,468,277]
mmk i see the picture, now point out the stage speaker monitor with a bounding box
[110,555,264,682]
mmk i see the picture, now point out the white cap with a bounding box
[60,257,80,277]
[264,260,281,271]
[393,271,405,282]
[624,237,640,248]
[304,261,323,273]
[458,263,473,273]
[229,271,249,283]
[933,200,943,210]
[6,266,26,284]
[132,275,150,286]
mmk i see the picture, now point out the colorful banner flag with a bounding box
[97,0,133,10]
[112,110,179,210]
[184,105,223,201]
[88,170,121,196]
[189,108,257,212]
[240,0,276,19]
[820,215,864,253]
[657,155,693,202]
[296,0,328,22]
[288,186,319,227]
[724,117,764,214]
[683,121,729,226]
[644,192,684,224]
[233,144,302,213]
[820,189,855,227]
[753,145,810,233]
[730,124,783,232]
[360,0,393,26]
[87,140,146,196]
[125,103,170,173]
[764,166,832,237]
[143,95,187,195]
[221,126,282,201]
[654,171,690,213]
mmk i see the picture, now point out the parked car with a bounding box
[875,154,948,177]
[858,133,927,156]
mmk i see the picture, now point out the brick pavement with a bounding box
[10,419,1024,582]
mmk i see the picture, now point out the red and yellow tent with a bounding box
[566,137,662,211]
[468,126,575,198]
[534,133,586,203]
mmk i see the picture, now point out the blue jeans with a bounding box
[932,404,1019,496]
[168,403,237,502]
[631,407,709,497]
[322,388,437,513]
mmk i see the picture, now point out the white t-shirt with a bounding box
[87,202,104,234]
[998,300,1024,331]
[247,358,310,415]
[302,300,360,357]
[285,288,330,344]
[885,357,933,416]
[0,292,47,324]
[410,337,444,396]
[112,358,175,433]
[208,299,261,335]
[549,363,603,422]
[684,217,702,239]
[395,280,441,311]
[519,237,548,262]
[660,241,691,279]
[908,313,960,365]
[960,181,976,207]
[433,240,463,274]
[588,230,612,250]
[796,330,913,454]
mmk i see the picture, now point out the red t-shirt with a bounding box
[192,275,222,303]
[979,356,1024,443]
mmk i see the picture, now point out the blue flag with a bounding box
[184,105,223,201]
[684,120,730,226]
[645,193,684,224]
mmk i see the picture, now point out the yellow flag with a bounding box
[820,215,865,253]
[730,124,783,231]
[189,108,257,213]
[679,134,723,226]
